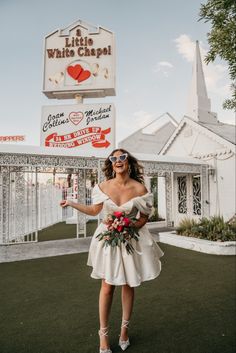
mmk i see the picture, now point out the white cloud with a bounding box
[153,60,174,77]
[174,34,231,98]
[174,34,195,62]
[116,110,157,143]
[133,110,155,128]
[159,61,174,68]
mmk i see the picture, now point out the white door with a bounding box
[174,174,202,226]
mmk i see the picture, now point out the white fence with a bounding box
[1,169,93,243]
[6,172,37,243]
[38,184,63,230]
[6,172,64,243]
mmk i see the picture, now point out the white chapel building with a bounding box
[119,41,236,224]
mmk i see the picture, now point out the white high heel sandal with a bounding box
[118,319,130,351]
[98,327,112,353]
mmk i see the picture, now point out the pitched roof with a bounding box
[198,121,236,145]
[118,112,177,143]
[160,116,235,155]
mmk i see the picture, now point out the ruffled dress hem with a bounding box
[87,251,164,287]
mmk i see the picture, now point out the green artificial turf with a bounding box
[37,220,98,242]
[0,244,235,353]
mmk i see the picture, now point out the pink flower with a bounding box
[123,217,131,227]
[114,211,123,218]
[117,225,124,232]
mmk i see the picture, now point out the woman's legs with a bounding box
[120,284,135,340]
[99,279,116,349]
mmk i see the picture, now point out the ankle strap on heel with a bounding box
[98,327,109,337]
[121,319,130,329]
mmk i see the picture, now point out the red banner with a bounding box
[45,127,111,148]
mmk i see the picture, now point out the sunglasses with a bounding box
[109,153,128,163]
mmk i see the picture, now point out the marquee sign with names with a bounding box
[41,103,115,156]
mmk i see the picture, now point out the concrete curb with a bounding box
[157,231,236,255]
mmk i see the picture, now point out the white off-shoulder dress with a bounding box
[87,184,164,287]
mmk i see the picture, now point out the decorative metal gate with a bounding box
[9,169,38,243]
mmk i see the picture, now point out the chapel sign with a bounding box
[43,20,116,99]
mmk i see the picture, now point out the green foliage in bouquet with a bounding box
[96,211,139,254]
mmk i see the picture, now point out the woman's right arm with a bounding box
[60,200,103,216]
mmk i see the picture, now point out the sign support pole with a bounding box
[75,94,83,104]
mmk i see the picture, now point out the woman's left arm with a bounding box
[133,213,149,229]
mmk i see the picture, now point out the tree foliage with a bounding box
[199,0,236,110]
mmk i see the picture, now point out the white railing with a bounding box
[64,187,93,224]
[7,179,64,243]
[38,184,63,230]
[6,177,93,243]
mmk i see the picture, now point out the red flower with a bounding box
[117,225,124,232]
[114,211,123,218]
[123,217,131,227]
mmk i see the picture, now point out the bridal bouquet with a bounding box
[96,211,140,254]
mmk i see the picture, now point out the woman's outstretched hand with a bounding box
[60,200,71,208]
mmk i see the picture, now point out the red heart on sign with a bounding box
[77,70,91,83]
[67,64,83,80]
[69,112,84,125]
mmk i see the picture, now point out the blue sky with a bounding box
[0,0,234,146]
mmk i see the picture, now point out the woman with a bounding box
[60,149,164,353]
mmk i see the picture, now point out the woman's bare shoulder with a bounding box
[99,179,113,192]
[131,180,148,195]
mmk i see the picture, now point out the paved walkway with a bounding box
[0,237,92,263]
[0,229,163,264]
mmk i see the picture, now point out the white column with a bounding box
[158,176,166,220]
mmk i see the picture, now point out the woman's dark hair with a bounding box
[102,148,144,184]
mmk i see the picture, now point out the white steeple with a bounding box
[186,40,218,124]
